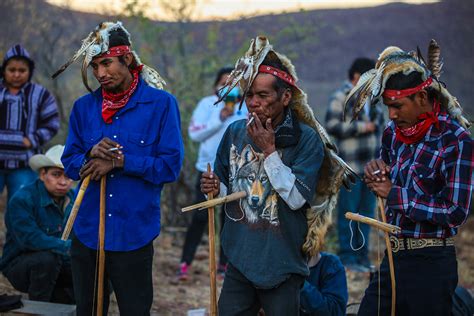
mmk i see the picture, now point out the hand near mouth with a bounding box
[247,112,276,158]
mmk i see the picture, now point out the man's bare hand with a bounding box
[367,179,392,198]
[247,113,276,158]
[364,159,390,183]
[23,137,32,149]
[80,158,114,181]
[201,171,220,196]
[90,137,123,161]
[220,106,234,121]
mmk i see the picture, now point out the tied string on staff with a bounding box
[344,168,399,316]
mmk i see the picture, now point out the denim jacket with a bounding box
[0,179,73,271]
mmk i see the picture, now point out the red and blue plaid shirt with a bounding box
[382,112,473,238]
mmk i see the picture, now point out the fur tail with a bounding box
[302,195,336,257]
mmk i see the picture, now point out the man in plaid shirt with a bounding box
[325,58,384,272]
[358,44,473,315]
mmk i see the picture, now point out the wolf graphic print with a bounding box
[226,144,279,226]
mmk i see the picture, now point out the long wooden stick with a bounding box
[207,164,218,316]
[377,196,396,316]
[345,212,401,234]
[181,191,247,212]
[97,176,106,316]
[61,175,91,241]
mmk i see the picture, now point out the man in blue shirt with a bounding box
[58,22,183,315]
[0,145,74,304]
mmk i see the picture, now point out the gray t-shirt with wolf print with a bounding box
[214,112,324,288]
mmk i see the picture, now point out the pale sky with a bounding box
[47,0,438,21]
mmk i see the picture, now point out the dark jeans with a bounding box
[337,180,375,266]
[3,251,74,304]
[219,263,304,316]
[71,235,154,316]
[181,172,227,266]
[358,246,458,316]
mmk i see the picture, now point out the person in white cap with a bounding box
[0,145,75,304]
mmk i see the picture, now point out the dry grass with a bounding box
[0,192,472,315]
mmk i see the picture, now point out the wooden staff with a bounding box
[207,163,217,316]
[345,212,401,234]
[181,191,247,212]
[61,175,91,241]
[378,196,396,316]
[97,176,106,316]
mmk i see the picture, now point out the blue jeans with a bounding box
[0,168,37,203]
[337,179,375,266]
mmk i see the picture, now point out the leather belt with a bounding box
[389,236,454,253]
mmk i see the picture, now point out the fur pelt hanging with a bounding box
[344,39,471,130]
[52,21,165,92]
[219,36,357,257]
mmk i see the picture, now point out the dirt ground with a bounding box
[0,192,472,315]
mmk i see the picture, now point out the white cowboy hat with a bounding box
[29,145,65,172]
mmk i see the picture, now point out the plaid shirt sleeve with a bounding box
[325,90,366,139]
[386,133,473,229]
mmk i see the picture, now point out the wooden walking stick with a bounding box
[207,163,218,316]
[345,212,401,234]
[377,196,396,316]
[181,191,246,213]
[61,175,91,240]
[97,176,106,316]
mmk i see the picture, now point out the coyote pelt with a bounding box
[219,36,357,256]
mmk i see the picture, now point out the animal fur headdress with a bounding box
[220,36,357,257]
[52,21,165,92]
[344,39,471,129]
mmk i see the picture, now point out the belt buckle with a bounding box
[390,236,400,253]
[408,238,428,250]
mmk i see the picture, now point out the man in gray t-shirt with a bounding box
[201,41,324,315]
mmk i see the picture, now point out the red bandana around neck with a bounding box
[395,100,440,145]
[101,66,141,124]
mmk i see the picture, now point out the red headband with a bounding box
[98,45,131,58]
[383,77,433,100]
[258,65,297,88]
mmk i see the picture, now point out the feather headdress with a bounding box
[220,36,357,257]
[344,39,471,129]
[52,21,165,92]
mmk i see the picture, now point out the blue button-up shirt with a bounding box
[62,79,184,251]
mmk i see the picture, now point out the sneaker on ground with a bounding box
[177,262,190,281]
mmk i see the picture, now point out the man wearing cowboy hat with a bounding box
[0,145,75,304]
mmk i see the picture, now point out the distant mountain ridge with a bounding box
[1,0,473,119]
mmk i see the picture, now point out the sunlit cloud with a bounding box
[46,0,439,21]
